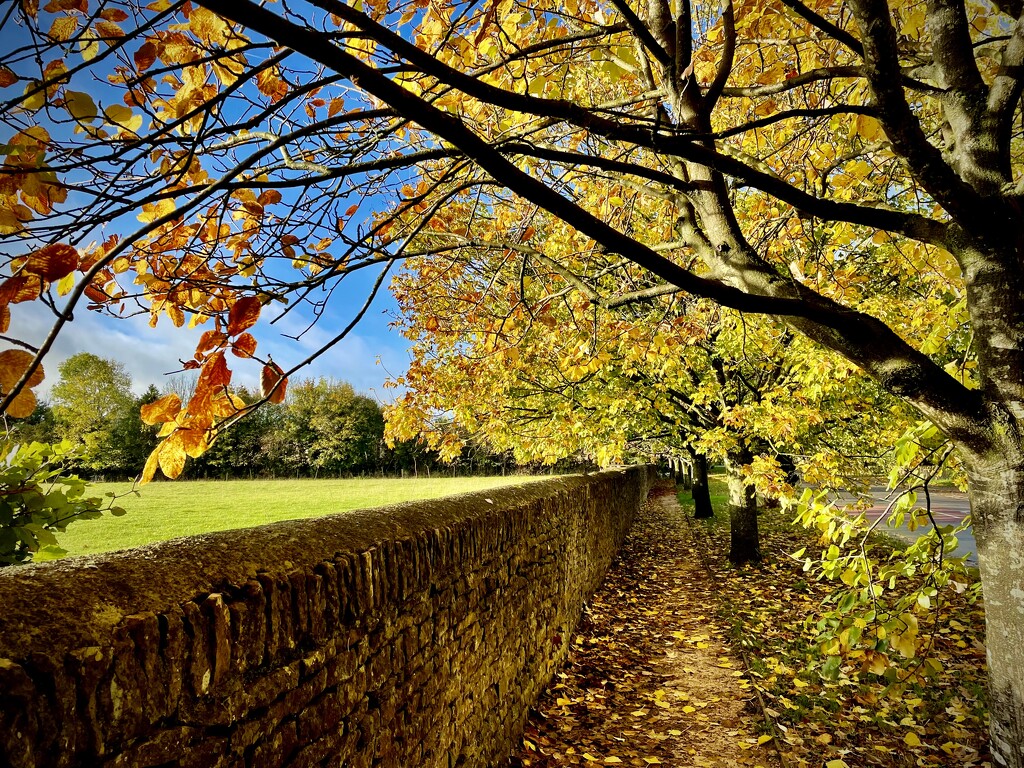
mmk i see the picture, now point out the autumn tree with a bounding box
[2,0,1024,759]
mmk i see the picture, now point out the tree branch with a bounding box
[849,0,992,225]
[608,0,672,68]
[778,0,863,56]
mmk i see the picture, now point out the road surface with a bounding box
[835,488,976,566]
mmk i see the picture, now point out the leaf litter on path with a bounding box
[508,490,779,768]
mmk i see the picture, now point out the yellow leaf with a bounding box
[79,37,100,61]
[141,444,162,484]
[158,434,187,479]
[189,6,229,43]
[825,761,850,768]
[604,759,623,765]
[904,732,922,747]
[57,272,76,296]
[137,198,177,224]
[854,114,884,142]
[64,90,97,121]
[757,735,773,745]
[21,81,45,111]
[104,104,133,125]
[141,393,182,425]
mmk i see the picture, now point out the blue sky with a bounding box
[22,268,411,402]
[0,9,414,404]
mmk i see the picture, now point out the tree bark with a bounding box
[725,445,760,564]
[690,450,714,519]
[966,457,1024,768]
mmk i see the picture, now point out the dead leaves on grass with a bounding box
[509,489,989,768]
[684,494,990,768]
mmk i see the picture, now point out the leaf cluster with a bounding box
[0,437,127,565]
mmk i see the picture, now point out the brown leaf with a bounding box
[140,392,182,425]
[231,332,257,358]
[23,243,79,281]
[0,275,42,304]
[43,0,86,11]
[0,349,44,390]
[0,305,10,333]
[0,66,18,88]
[134,41,158,71]
[5,388,36,419]
[227,295,261,336]
[261,360,287,404]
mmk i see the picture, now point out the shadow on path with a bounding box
[508,490,779,768]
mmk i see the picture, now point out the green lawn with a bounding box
[56,476,547,558]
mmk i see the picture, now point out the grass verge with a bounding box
[56,475,545,557]
[679,480,989,768]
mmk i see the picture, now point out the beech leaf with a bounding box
[140,393,182,425]
[227,295,261,336]
[24,243,79,281]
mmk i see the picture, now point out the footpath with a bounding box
[508,489,779,768]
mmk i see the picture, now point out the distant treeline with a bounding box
[14,353,573,480]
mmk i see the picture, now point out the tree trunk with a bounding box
[676,456,693,489]
[966,458,1024,768]
[690,450,713,520]
[726,446,760,564]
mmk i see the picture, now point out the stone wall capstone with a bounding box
[0,466,654,768]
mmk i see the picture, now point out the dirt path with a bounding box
[509,490,780,768]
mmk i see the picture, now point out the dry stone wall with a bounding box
[0,466,654,768]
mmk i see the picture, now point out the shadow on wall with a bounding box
[0,465,656,768]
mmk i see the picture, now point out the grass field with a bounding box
[55,475,547,558]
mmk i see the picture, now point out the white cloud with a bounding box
[7,294,409,403]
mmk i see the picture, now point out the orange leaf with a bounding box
[0,349,44,390]
[0,305,10,333]
[178,427,208,458]
[158,433,187,479]
[197,350,231,393]
[84,282,109,304]
[231,332,257,358]
[0,66,17,88]
[0,275,42,304]
[140,393,182,425]
[261,361,287,404]
[5,389,36,419]
[24,243,79,281]
[141,444,161,484]
[134,41,157,71]
[256,67,288,102]
[227,295,261,336]
[197,329,227,355]
[257,190,282,206]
